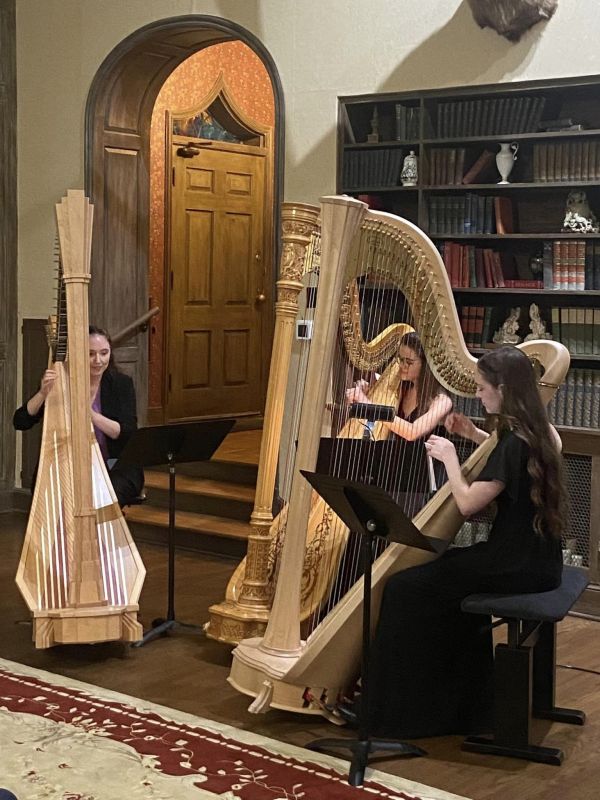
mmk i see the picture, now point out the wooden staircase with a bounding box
[124,429,260,559]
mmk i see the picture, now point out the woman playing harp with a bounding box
[340,345,568,738]
[15,325,144,509]
[15,190,145,649]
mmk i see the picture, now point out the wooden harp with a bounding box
[16,190,146,648]
[227,195,570,718]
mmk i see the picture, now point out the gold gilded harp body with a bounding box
[226,195,569,718]
[16,190,146,648]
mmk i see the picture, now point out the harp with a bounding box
[226,195,569,718]
[206,202,414,644]
[16,190,146,648]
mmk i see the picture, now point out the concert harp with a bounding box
[16,190,146,648]
[226,195,570,719]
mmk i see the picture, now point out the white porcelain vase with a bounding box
[496,142,519,184]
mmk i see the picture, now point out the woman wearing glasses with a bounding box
[345,331,452,442]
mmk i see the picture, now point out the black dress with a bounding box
[368,430,563,738]
[13,369,143,507]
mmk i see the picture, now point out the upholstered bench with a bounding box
[460,565,588,765]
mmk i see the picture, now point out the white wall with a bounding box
[16,0,600,320]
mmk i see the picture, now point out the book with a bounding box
[551,307,560,340]
[481,305,494,345]
[462,150,495,184]
[494,196,515,234]
[560,307,572,351]
[583,370,593,428]
[592,372,600,428]
[593,309,600,355]
[584,308,594,356]
[575,307,586,354]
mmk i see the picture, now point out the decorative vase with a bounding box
[496,142,519,184]
[400,150,418,186]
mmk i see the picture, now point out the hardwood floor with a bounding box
[1,510,598,800]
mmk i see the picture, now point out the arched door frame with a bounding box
[84,15,284,419]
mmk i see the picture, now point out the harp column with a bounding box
[206,203,320,643]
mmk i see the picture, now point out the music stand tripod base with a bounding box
[301,471,444,786]
[117,419,236,648]
[306,737,426,787]
[132,617,204,647]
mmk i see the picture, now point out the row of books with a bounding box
[441,243,539,289]
[395,104,421,141]
[342,148,405,189]
[549,307,600,355]
[453,368,600,429]
[429,148,466,185]
[533,141,600,183]
[542,240,600,291]
[547,369,600,428]
[428,194,514,236]
[435,95,546,139]
[459,305,496,348]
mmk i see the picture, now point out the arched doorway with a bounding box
[84,16,284,421]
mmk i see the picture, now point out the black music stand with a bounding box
[117,419,235,646]
[300,470,448,787]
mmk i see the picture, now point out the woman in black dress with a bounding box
[14,325,143,507]
[366,345,566,738]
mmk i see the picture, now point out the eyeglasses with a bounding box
[397,355,419,367]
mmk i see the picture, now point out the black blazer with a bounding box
[14,368,138,460]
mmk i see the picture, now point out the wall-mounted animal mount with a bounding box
[467,0,558,41]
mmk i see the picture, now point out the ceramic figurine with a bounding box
[525,303,552,340]
[400,150,418,186]
[493,307,522,344]
[562,190,600,233]
[496,142,519,184]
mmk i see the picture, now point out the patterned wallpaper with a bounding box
[148,42,275,410]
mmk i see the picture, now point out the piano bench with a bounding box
[460,565,588,765]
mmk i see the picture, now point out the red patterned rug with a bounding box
[0,658,467,800]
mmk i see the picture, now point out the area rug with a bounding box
[0,658,468,800]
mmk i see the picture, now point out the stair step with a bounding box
[126,504,251,540]
[144,471,255,503]
[125,504,251,559]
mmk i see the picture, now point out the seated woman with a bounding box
[353,346,566,739]
[345,332,452,508]
[14,325,144,508]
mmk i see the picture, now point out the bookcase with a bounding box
[338,76,600,597]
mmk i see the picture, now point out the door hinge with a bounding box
[172,166,176,186]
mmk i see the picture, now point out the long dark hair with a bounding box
[89,325,117,373]
[477,346,567,539]
[399,331,445,413]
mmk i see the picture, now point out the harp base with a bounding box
[31,606,143,649]
[228,651,343,720]
[205,600,270,645]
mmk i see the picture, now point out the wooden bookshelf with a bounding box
[338,77,600,585]
[338,74,600,432]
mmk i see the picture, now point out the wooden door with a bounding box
[167,139,267,421]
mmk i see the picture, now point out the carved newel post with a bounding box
[206,203,320,643]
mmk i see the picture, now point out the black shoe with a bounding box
[335,702,359,728]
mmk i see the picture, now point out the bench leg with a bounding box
[533,621,586,726]
[463,637,565,764]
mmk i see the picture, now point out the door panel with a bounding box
[168,143,266,421]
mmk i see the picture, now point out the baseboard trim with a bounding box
[0,488,30,514]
